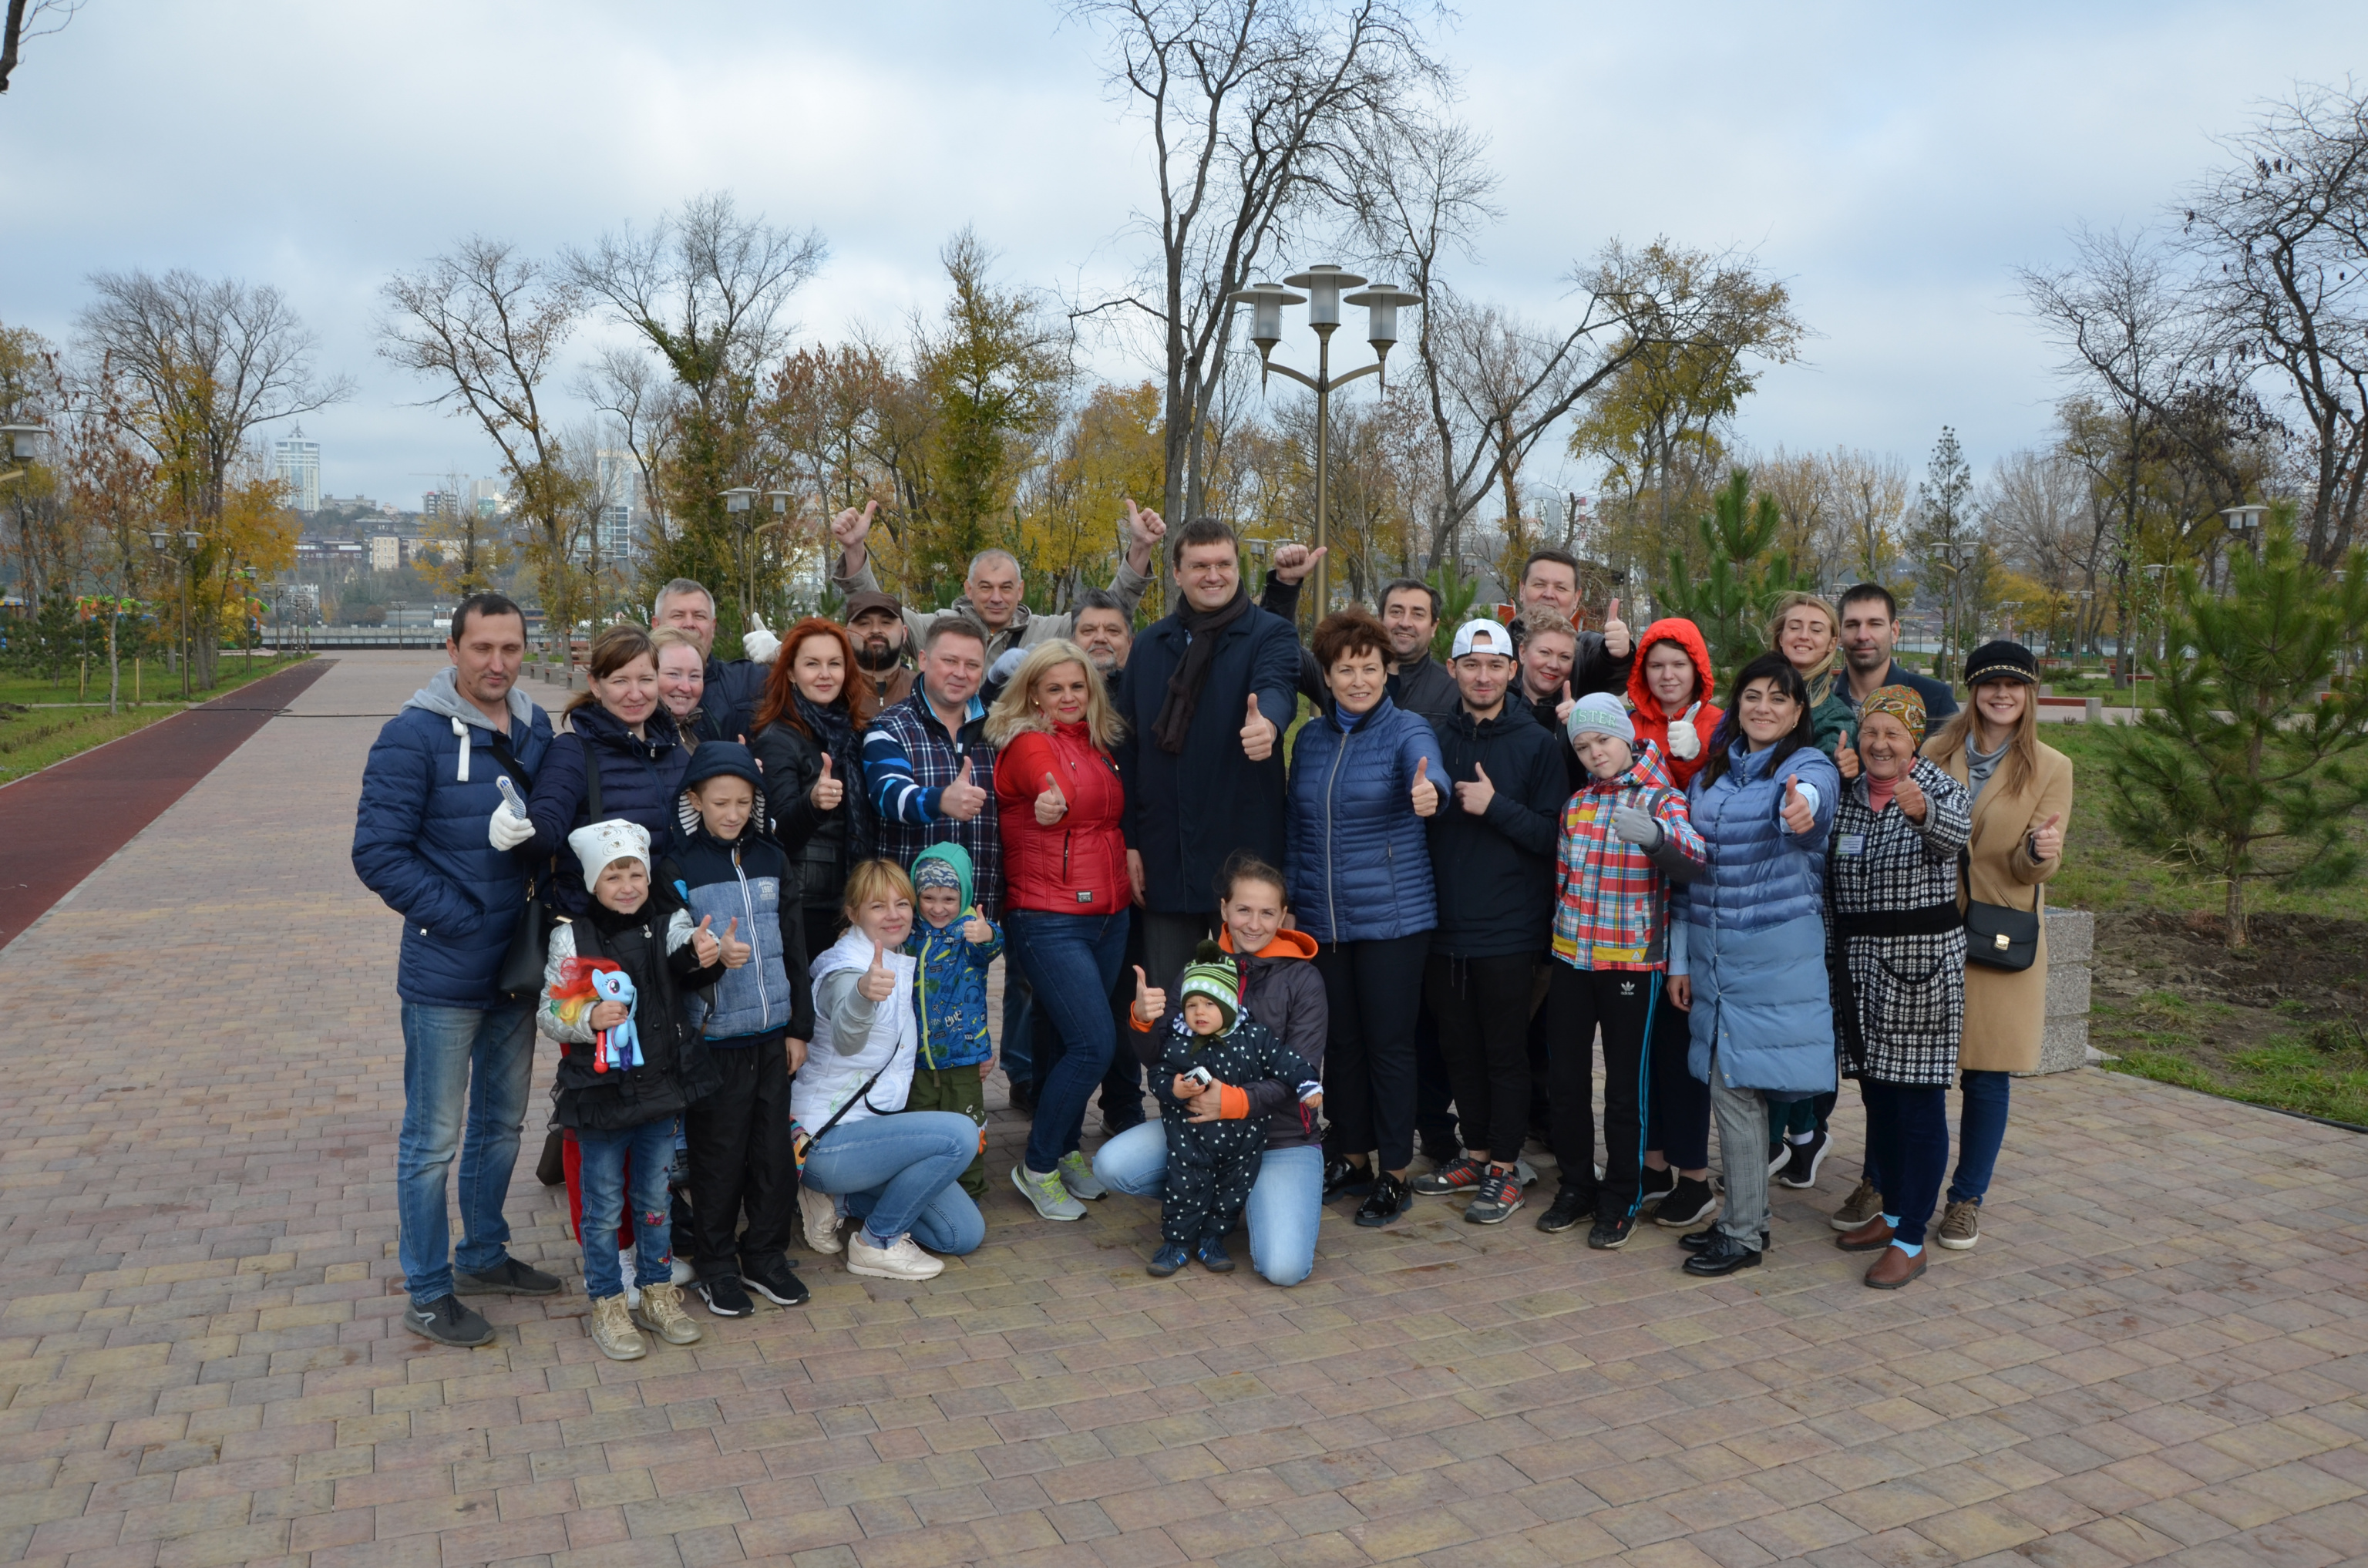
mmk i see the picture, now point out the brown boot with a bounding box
[1863,1244,1928,1290]
[1836,1216,1895,1253]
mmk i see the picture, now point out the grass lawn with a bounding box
[0,654,311,784]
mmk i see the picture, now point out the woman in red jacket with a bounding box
[1625,617,1724,789]
[987,638,1135,1220]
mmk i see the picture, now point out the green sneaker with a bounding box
[1012,1163,1086,1221]
[1057,1151,1108,1201]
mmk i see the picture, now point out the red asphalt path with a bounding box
[0,657,335,950]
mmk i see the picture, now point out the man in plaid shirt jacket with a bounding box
[1538,693,1708,1248]
[863,618,1002,914]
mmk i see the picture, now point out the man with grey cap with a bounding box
[822,497,1168,665]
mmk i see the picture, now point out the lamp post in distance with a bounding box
[1229,267,1421,617]
[148,527,207,702]
[0,422,49,485]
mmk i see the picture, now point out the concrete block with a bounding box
[2045,908,2094,965]
[2045,961,2091,1021]
[2036,1014,2090,1075]
[2084,697,2102,724]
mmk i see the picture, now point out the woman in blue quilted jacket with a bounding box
[522,625,691,919]
[1287,608,1448,1228]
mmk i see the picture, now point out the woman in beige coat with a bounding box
[1920,641,2071,1252]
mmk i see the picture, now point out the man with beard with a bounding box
[843,589,917,722]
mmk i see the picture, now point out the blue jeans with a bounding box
[1948,1070,2012,1203]
[1092,1124,1324,1287]
[1000,964,1034,1093]
[802,1111,985,1253]
[1007,909,1128,1173]
[398,1001,535,1304]
[577,1119,677,1300]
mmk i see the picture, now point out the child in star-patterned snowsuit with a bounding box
[1157,946,1318,1250]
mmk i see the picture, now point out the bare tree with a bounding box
[577,347,681,550]
[380,238,586,649]
[0,0,80,94]
[1068,0,1444,523]
[2181,82,2368,565]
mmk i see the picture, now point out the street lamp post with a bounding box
[149,528,206,702]
[0,422,49,485]
[1229,267,1421,617]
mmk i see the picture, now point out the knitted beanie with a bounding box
[1179,940,1240,1034]
[1566,691,1636,745]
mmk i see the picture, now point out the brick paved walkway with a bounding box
[3,651,2365,1568]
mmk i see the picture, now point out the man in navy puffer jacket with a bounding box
[352,594,561,1348]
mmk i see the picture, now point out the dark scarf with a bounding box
[794,690,871,839]
[1153,586,1252,755]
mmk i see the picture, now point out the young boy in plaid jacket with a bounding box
[1538,693,1708,1249]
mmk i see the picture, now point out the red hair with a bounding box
[753,616,867,738]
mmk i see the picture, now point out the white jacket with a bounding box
[793,927,920,1133]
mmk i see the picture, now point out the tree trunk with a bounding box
[2225,871,2249,950]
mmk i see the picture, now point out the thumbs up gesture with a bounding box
[858,940,896,1002]
[1240,692,1278,761]
[1780,773,1815,835]
[1034,769,1069,826]
[1411,755,1441,818]
[718,916,753,969]
[1602,596,1630,659]
[1834,728,1860,780]
[811,752,843,811]
[1895,767,1929,824]
[2029,812,2065,863]
[961,907,994,945]
[1455,760,1496,816]
[742,612,782,665]
[1556,680,1576,728]
[1271,541,1327,586]
[939,755,987,820]
[691,914,722,967]
[1132,964,1167,1025]
[1667,700,1703,761]
[831,498,878,554]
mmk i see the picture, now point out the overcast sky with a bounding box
[5,1,2363,514]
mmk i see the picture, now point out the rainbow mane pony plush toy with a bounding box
[550,955,644,1074]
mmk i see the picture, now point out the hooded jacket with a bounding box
[1424,698,1569,959]
[657,822,814,1044]
[1128,927,1329,1152]
[1624,618,1724,789]
[1285,694,1448,945]
[536,893,724,1132]
[903,843,1002,1071]
[352,668,554,1008]
[526,702,691,919]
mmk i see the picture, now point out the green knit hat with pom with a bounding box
[1179,940,1240,1034]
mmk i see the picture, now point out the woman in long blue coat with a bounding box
[1668,651,1841,1277]
[1287,608,1447,1228]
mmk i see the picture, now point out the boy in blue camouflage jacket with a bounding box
[902,843,1001,1196]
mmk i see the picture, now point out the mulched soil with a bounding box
[2092,910,2368,1060]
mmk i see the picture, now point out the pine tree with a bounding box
[1653,469,1815,685]
[2098,508,2368,947]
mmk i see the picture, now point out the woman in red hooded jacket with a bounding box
[988,639,1135,1220]
[1624,617,1727,1227]
[1625,617,1724,789]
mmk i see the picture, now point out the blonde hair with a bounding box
[1520,609,1577,644]
[649,626,702,660]
[983,638,1126,750]
[1764,591,1842,696]
[1924,680,2043,798]
[840,858,915,918]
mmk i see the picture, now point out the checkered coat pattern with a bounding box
[1825,759,1973,1086]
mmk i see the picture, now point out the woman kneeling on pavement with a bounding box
[794,859,986,1278]
[1095,854,1329,1286]
[1917,641,2070,1253]
[1825,685,1972,1289]
[1672,654,1841,1278]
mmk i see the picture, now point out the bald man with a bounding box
[826,499,1165,665]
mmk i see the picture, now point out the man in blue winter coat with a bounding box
[352,593,561,1348]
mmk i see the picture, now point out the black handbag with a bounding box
[490,732,571,995]
[1962,848,2040,971]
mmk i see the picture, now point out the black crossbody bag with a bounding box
[1961,846,2040,971]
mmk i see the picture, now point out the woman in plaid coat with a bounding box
[1824,685,1971,1290]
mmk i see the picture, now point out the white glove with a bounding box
[1610,805,1663,849]
[488,803,533,850]
[742,612,782,665]
[1667,702,1702,761]
[987,646,1027,686]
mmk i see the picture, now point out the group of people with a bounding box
[353,498,2071,1356]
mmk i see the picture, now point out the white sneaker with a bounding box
[845,1230,945,1280]
[798,1184,843,1253]
[669,1255,694,1286]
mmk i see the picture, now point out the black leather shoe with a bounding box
[1681,1233,1764,1276]
[1324,1156,1374,1199]
[1680,1226,1769,1253]
[1354,1173,1410,1226]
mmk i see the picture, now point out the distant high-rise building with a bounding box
[274,425,321,513]
[422,490,457,518]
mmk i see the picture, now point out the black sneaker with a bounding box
[1680,1226,1768,1253]
[1655,1176,1720,1229]
[1354,1173,1410,1227]
[1680,1233,1763,1276]
[742,1257,809,1308]
[404,1294,494,1348]
[1196,1234,1236,1273]
[1536,1188,1592,1233]
[696,1273,755,1318]
[454,1257,561,1297]
[1637,1165,1676,1208]
[1324,1156,1374,1199]
[1778,1131,1832,1190]
[1587,1211,1639,1250]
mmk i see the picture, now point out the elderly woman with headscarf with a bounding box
[1823,684,1973,1290]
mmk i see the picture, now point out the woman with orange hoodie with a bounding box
[1627,618,1727,1227]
